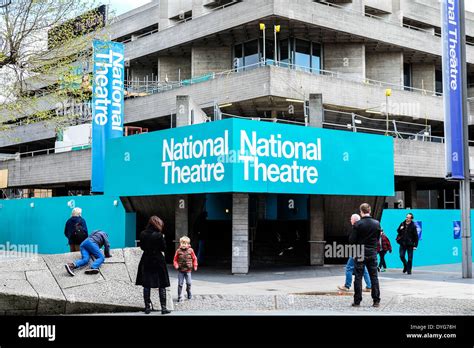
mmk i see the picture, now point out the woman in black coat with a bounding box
[136,216,171,314]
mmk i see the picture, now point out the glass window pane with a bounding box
[244,39,259,69]
[312,43,321,74]
[280,39,289,67]
[234,44,243,71]
[295,39,311,72]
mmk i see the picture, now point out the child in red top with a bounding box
[173,236,198,302]
[377,230,392,272]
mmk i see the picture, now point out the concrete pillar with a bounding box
[308,93,325,265]
[348,0,364,13]
[174,96,190,250]
[232,193,249,274]
[308,94,323,127]
[175,195,189,250]
[405,181,418,209]
[176,95,208,126]
[309,195,325,266]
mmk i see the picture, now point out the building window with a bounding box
[233,37,322,72]
[435,69,443,95]
[294,39,311,72]
[404,63,412,91]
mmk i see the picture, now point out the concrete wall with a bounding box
[364,0,392,14]
[323,44,365,79]
[0,122,56,148]
[365,51,403,86]
[130,64,156,81]
[232,193,249,274]
[0,149,91,187]
[191,46,232,77]
[193,0,213,17]
[411,63,435,93]
[158,56,191,82]
[393,139,444,178]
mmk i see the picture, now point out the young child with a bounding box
[65,230,111,276]
[173,236,198,302]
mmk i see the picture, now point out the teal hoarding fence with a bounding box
[0,196,136,254]
[105,118,394,197]
[381,209,474,267]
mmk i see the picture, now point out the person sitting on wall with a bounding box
[64,207,88,252]
[65,230,111,276]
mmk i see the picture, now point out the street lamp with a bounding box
[274,25,280,64]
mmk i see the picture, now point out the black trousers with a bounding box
[378,250,387,269]
[399,245,414,273]
[354,254,380,304]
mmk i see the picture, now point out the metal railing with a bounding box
[124,60,441,99]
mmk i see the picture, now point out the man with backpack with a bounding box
[64,207,88,252]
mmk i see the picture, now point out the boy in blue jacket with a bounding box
[65,230,111,276]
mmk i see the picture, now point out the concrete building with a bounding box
[1,0,473,273]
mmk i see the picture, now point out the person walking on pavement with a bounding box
[396,213,418,275]
[338,214,372,293]
[136,216,171,315]
[377,229,392,272]
[65,230,111,276]
[173,236,198,302]
[349,203,382,308]
[64,207,88,252]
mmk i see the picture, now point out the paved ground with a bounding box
[100,262,474,316]
[1,249,472,316]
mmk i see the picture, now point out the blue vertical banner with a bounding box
[453,221,462,239]
[91,40,125,193]
[441,0,465,179]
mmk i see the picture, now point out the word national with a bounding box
[93,48,124,132]
[238,130,322,184]
[161,131,229,184]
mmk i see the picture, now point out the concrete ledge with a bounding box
[0,248,174,315]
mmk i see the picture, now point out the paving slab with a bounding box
[123,248,142,283]
[100,263,132,282]
[26,270,66,314]
[0,256,47,272]
[0,271,26,280]
[103,249,125,264]
[43,253,105,289]
[0,279,38,311]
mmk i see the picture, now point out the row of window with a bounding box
[233,38,322,73]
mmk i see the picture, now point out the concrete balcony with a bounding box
[0,149,91,187]
[123,0,474,64]
[0,122,56,149]
[125,65,445,123]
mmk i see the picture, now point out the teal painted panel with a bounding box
[381,209,473,267]
[105,119,394,197]
[0,196,133,254]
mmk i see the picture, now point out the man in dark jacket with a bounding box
[64,207,88,252]
[349,203,382,307]
[65,230,111,276]
[396,213,418,275]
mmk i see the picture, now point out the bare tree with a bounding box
[0,0,110,132]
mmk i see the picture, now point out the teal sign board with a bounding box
[105,119,394,196]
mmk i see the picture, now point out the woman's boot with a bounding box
[143,288,152,314]
[159,288,171,315]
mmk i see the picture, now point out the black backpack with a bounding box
[70,222,88,245]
